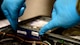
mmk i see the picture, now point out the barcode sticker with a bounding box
[31,31,39,37]
[17,30,27,35]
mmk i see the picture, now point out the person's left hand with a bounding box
[1,0,26,30]
[39,0,80,35]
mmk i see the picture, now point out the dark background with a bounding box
[0,0,6,20]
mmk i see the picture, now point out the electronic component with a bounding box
[17,16,52,40]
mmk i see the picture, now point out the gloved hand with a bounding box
[1,0,26,30]
[39,0,80,35]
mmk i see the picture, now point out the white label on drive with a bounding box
[17,30,27,35]
[31,31,39,37]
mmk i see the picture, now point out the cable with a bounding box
[0,31,48,45]
[0,38,13,42]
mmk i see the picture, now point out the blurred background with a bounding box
[0,0,6,20]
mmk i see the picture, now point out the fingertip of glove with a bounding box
[39,31,44,36]
[39,26,48,35]
[19,7,25,17]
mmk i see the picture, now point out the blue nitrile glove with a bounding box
[1,0,26,30]
[39,0,80,35]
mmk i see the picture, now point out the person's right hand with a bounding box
[39,0,80,35]
[1,0,26,30]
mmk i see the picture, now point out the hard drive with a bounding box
[17,16,52,40]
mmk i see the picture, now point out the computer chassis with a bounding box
[0,16,80,45]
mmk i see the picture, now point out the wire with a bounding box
[0,31,48,45]
[0,38,13,42]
